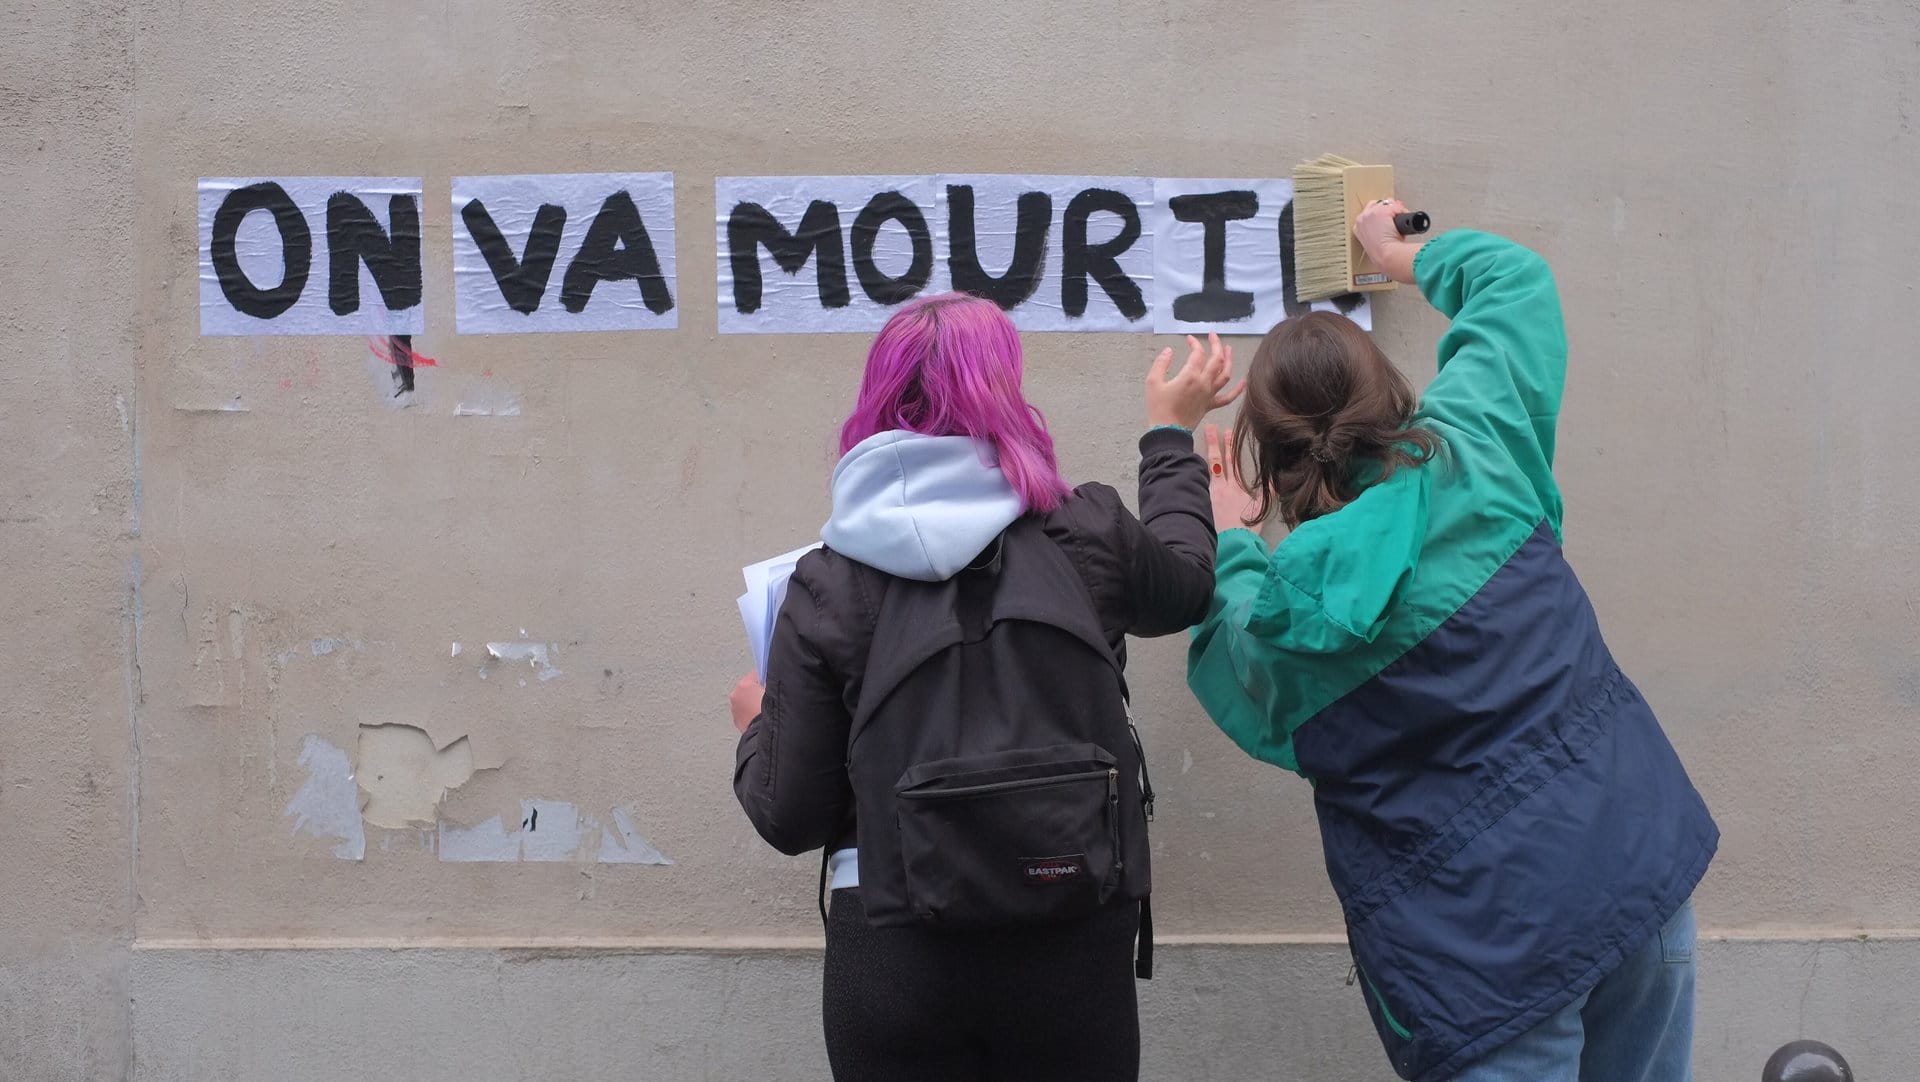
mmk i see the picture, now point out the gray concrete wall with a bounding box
[127,937,1919,1082]
[4,0,1917,1078]
[1,0,138,1078]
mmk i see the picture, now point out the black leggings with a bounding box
[822,889,1141,1082]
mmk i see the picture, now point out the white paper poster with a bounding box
[199,176,425,336]
[738,542,822,680]
[452,172,677,333]
[934,175,1154,333]
[716,175,946,334]
[198,171,1378,339]
[1151,177,1369,335]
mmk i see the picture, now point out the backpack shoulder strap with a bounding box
[993,519,1131,697]
[1012,519,1158,979]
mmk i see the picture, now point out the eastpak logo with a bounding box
[1021,855,1087,883]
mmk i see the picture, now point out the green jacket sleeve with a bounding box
[1187,528,1306,773]
[1185,468,1430,776]
[1414,230,1568,535]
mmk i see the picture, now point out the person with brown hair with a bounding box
[1189,202,1718,1082]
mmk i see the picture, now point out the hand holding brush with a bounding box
[1289,154,1431,299]
[1352,198,1429,287]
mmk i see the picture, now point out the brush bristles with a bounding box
[1292,153,1360,302]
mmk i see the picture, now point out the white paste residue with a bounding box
[436,815,520,862]
[600,807,674,866]
[437,801,670,865]
[284,735,366,860]
[485,641,562,681]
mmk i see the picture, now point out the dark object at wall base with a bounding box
[1763,1041,1853,1082]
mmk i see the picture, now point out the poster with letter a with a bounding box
[452,172,677,333]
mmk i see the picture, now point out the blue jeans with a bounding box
[1450,901,1697,1082]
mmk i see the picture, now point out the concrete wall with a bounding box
[125,938,1920,1082]
[3,0,1916,1078]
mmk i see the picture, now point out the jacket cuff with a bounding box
[1139,426,1199,459]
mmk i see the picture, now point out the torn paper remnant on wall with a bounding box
[439,800,671,865]
[284,735,367,860]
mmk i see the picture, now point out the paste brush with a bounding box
[1291,154,1431,302]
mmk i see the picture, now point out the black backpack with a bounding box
[833,516,1156,977]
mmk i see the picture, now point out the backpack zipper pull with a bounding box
[1127,718,1156,821]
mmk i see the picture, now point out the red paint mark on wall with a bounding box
[370,337,439,367]
[370,335,442,399]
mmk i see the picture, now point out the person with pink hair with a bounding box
[731,292,1241,1081]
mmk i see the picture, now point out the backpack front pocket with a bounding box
[895,744,1121,928]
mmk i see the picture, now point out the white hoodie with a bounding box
[821,430,1025,582]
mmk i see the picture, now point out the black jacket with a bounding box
[735,427,1217,857]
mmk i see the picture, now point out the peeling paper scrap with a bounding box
[376,829,438,854]
[438,801,670,865]
[519,800,584,862]
[600,807,674,865]
[452,393,522,418]
[485,641,562,681]
[285,735,366,860]
[173,395,249,413]
[437,815,520,862]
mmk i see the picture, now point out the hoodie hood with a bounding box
[822,430,1024,582]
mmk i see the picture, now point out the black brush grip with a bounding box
[1394,211,1431,236]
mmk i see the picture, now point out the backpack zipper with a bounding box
[1127,718,1156,821]
[900,767,1117,801]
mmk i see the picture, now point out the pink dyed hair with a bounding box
[839,292,1072,513]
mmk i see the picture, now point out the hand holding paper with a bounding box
[737,542,823,682]
[731,672,764,732]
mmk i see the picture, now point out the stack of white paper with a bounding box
[738,542,823,681]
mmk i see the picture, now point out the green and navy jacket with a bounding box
[1189,231,1718,1081]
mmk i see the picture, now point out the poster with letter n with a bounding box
[198,176,425,336]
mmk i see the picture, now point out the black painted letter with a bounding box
[1169,191,1257,324]
[1277,200,1364,320]
[327,193,422,317]
[946,185,1050,310]
[850,192,934,305]
[559,191,674,315]
[462,198,567,315]
[209,181,311,320]
[1061,188,1146,320]
[328,191,422,316]
[726,200,849,314]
